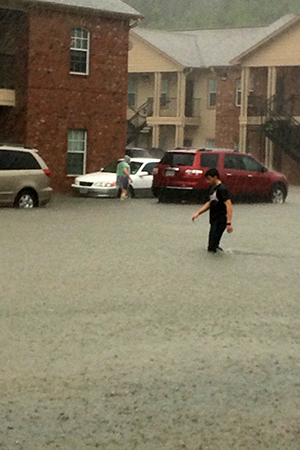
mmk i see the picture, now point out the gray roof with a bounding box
[133,14,296,68]
[29,0,142,18]
[132,28,200,67]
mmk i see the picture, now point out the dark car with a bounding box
[152,148,288,203]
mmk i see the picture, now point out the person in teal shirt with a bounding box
[116,155,133,199]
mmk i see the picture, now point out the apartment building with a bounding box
[127,15,300,184]
[0,0,141,191]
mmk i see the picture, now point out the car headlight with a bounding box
[94,181,116,187]
[74,178,80,186]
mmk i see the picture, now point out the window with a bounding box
[102,161,119,173]
[160,152,195,166]
[241,155,263,172]
[142,162,157,175]
[201,153,219,168]
[129,161,143,174]
[248,78,255,107]
[67,129,87,175]
[224,154,245,170]
[208,79,217,107]
[128,80,136,107]
[0,150,40,170]
[70,27,89,74]
[236,79,242,106]
[236,78,254,107]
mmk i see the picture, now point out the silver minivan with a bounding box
[0,144,52,208]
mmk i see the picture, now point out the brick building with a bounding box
[0,0,142,192]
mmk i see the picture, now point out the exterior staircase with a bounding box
[261,95,300,164]
[127,98,153,145]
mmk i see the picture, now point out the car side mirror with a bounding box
[261,166,267,173]
[139,171,149,177]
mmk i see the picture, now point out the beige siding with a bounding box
[243,23,300,67]
[128,34,182,73]
[127,73,154,116]
[192,72,216,145]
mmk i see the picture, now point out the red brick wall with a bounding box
[0,11,29,144]
[215,66,300,184]
[215,68,241,149]
[6,5,130,192]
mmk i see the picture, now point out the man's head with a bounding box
[204,168,221,186]
[124,155,131,164]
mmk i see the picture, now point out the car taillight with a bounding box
[153,168,159,175]
[44,169,51,177]
[185,169,203,175]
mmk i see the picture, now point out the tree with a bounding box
[124,0,300,29]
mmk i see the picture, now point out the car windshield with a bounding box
[102,161,119,173]
[101,160,142,175]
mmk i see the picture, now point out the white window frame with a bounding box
[128,80,136,107]
[70,27,90,75]
[235,79,242,106]
[236,78,254,107]
[67,129,87,176]
[208,79,217,108]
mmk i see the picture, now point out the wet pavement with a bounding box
[0,187,300,449]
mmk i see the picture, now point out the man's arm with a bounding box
[225,199,233,233]
[124,167,133,183]
[192,201,210,221]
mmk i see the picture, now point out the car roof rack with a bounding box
[196,147,235,152]
[0,143,35,150]
[170,148,236,153]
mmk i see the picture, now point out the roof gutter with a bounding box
[130,18,142,29]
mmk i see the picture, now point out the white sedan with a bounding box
[72,158,160,198]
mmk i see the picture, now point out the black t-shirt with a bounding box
[207,182,230,224]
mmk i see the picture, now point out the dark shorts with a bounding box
[116,176,129,190]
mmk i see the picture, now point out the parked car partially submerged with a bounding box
[0,144,52,208]
[72,157,160,198]
[152,148,288,203]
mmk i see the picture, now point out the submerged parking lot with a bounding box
[1,188,300,450]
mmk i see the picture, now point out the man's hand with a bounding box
[226,224,233,233]
[192,202,210,221]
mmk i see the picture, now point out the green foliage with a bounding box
[125,0,300,29]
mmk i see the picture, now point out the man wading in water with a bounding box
[116,155,133,200]
[192,168,233,253]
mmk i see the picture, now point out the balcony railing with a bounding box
[159,97,177,116]
[159,97,201,117]
[247,94,268,116]
[0,54,15,89]
[248,94,300,118]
